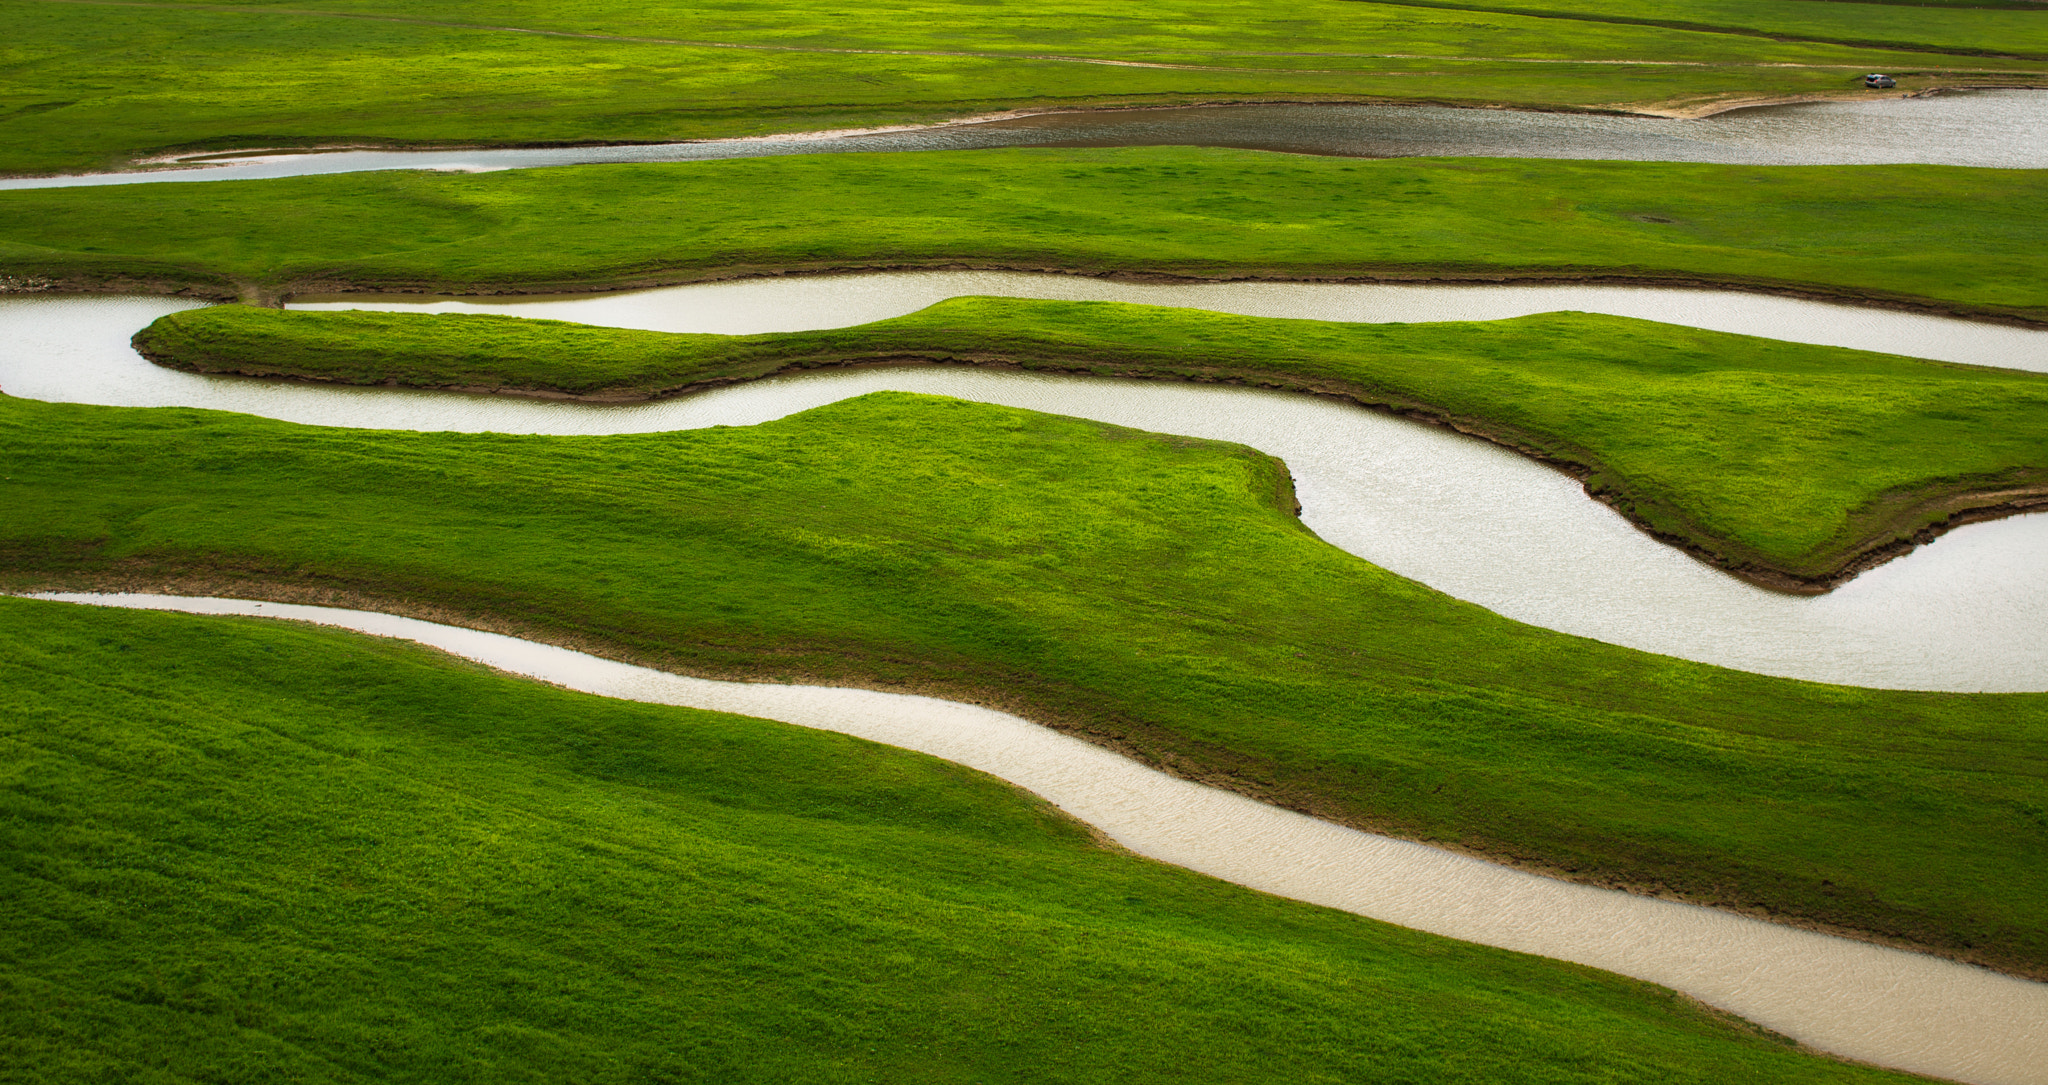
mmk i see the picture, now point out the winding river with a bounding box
[5,281,2043,691]
[4,70,2045,1084]
[36,591,2048,1085]
[5,274,2047,1080]
[2,90,2043,190]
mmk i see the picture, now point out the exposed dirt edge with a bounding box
[8,567,2041,989]
[133,332,2048,596]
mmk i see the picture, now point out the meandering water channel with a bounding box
[6,273,2048,1081]
[6,279,2042,691]
[3,90,2043,189]
[35,591,2048,1085]
[6,79,2045,1082]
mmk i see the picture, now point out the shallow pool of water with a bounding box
[34,592,2048,1085]
[3,91,2042,190]
[3,292,2043,692]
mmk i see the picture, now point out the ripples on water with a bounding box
[2,91,2042,189]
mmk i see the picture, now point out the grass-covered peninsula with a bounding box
[135,300,2048,591]
[5,149,2043,324]
[4,391,2044,979]
[3,0,2039,176]
[3,594,1932,1083]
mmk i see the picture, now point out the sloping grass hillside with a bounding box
[2,391,2043,978]
[1,594,1934,1083]
[4,149,2045,322]
[135,299,2048,588]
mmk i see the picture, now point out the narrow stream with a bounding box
[33,592,2048,1085]
[2,91,2042,190]
[294,269,2048,372]
[5,287,2040,691]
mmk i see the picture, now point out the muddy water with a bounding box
[31,592,2048,1085]
[2,91,2042,190]
[2,292,2043,692]
[295,269,2048,372]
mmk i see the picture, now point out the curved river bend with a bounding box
[34,592,2048,1085]
[1,91,2042,190]
[4,284,2043,692]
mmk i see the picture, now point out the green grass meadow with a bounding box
[4,0,2044,1073]
[135,299,2048,586]
[2,593,1932,1083]
[3,0,2040,175]
[4,391,2044,980]
[5,149,2045,322]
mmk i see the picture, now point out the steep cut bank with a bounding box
[134,300,2048,592]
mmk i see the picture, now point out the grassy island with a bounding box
[2,594,1933,1083]
[4,149,2043,324]
[3,391,2043,979]
[134,299,2048,591]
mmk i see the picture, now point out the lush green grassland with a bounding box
[135,299,2048,588]
[3,594,1932,1083]
[1,0,2036,176]
[5,149,2044,321]
[4,391,2044,979]
[1361,0,2048,58]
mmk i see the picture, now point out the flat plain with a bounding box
[2,0,2045,175]
[3,150,2044,323]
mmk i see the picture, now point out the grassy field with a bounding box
[1361,0,2048,58]
[2,593,1940,1083]
[134,299,2048,589]
[5,148,2045,321]
[4,390,2044,980]
[2,0,2040,176]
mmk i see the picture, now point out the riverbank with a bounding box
[5,592,1947,1083]
[3,149,2043,324]
[132,300,2048,593]
[13,82,2046,186]
[8,0,2042,176]
[5,390,2044,980]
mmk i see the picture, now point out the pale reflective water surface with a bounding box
[32,593,2048,1085]
[296,269,2048,372]
[1,292,2043,691]
[2,91,2042,190]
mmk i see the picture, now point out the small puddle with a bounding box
[30,591,2048,1085]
